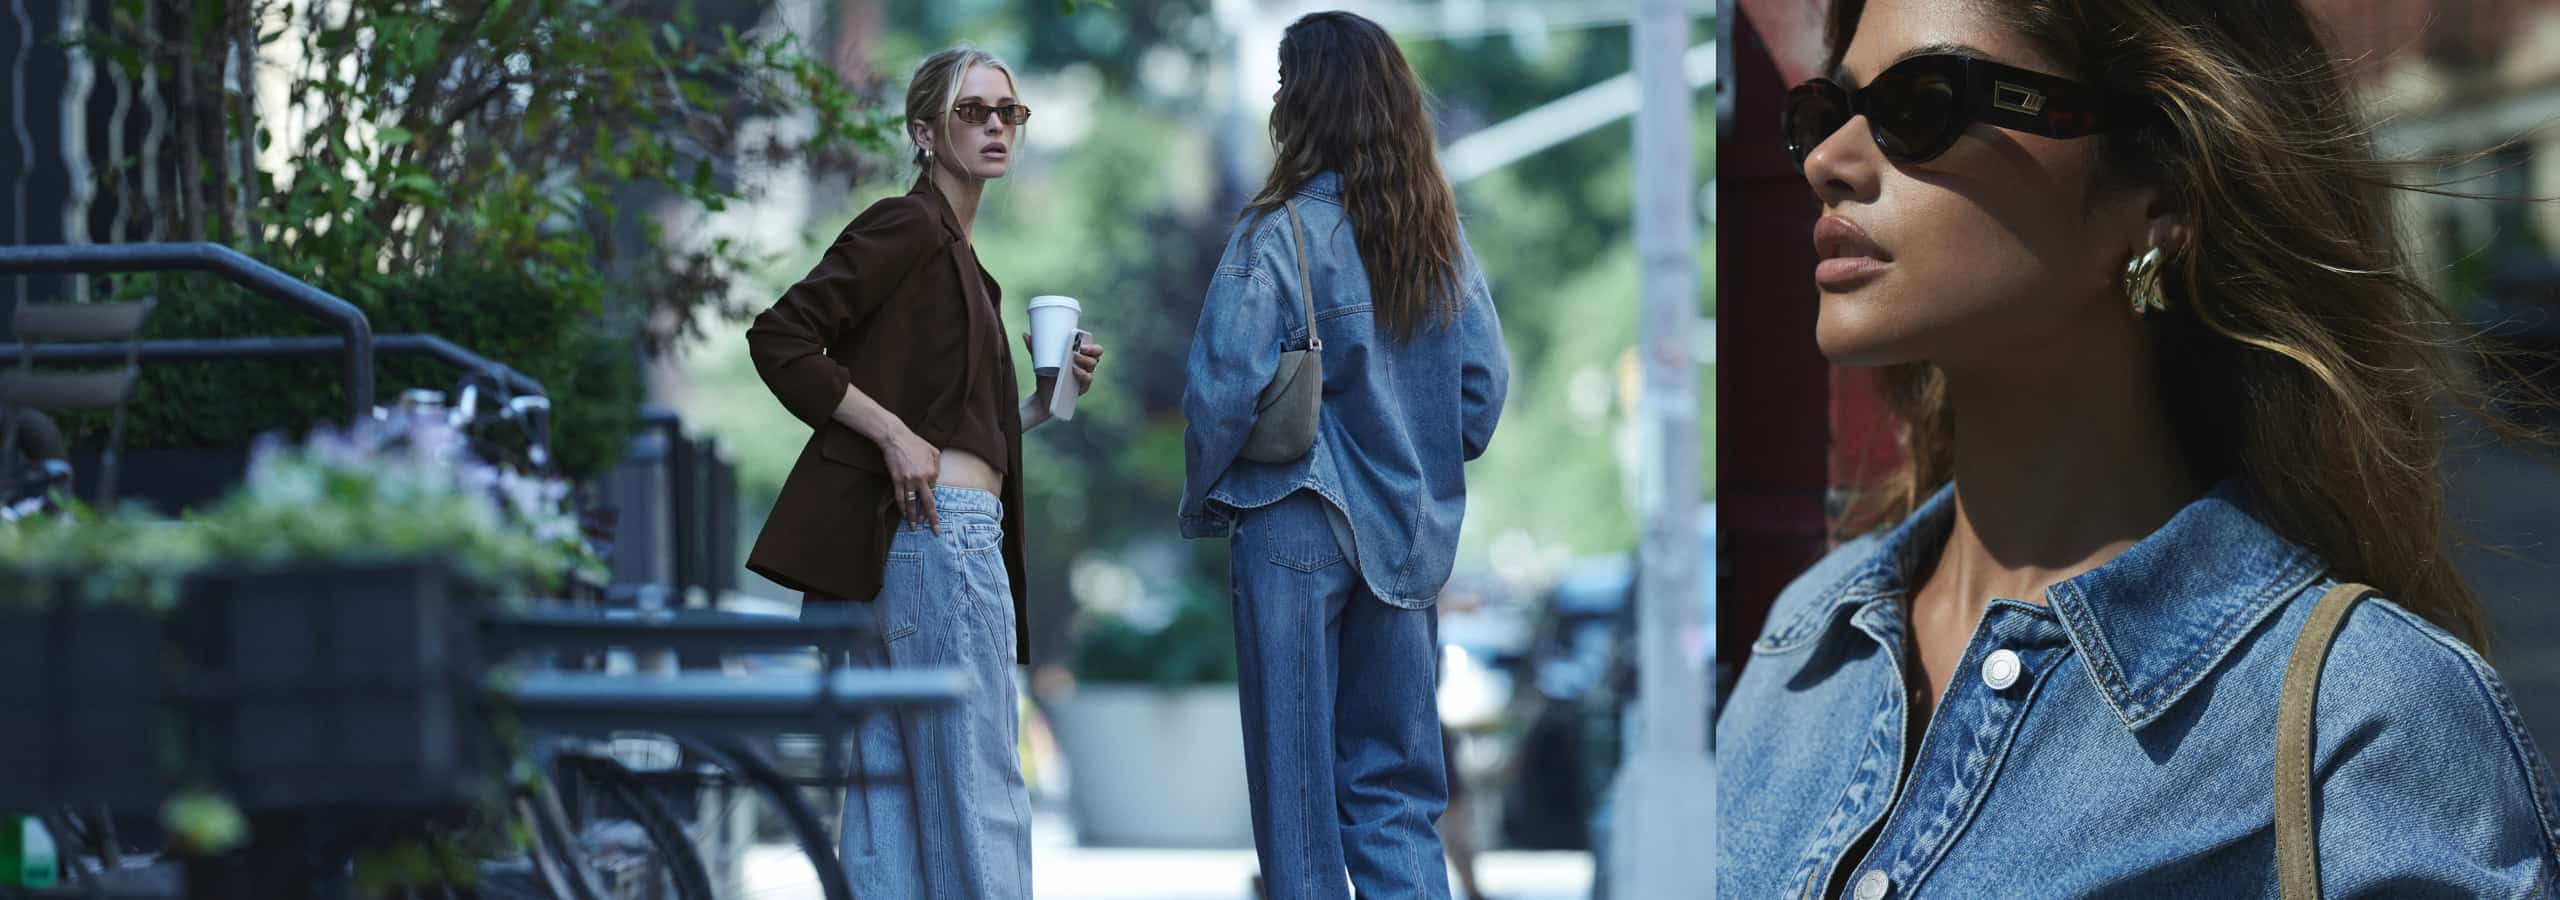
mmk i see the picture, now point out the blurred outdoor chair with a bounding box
[1,299,153,506]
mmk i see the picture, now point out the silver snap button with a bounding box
[1854,869,1891,900]
[1982,648,2022,690]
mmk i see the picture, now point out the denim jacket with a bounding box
[1719,480,2560,898]
[1179,172,1509,607]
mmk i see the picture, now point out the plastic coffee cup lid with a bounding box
[1028,295,1081,312]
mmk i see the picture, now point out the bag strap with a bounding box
[2276,580,2376,900]
[1283,201,1322,351]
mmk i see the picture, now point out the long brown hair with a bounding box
[1248,11,1464,340]
[1831,0,2556,650]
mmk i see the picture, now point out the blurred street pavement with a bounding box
[2447,431,2560,753]
[737,808,1596,900]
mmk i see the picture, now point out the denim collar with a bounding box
[1295,171,1344,204]
[1809,478,2323,731]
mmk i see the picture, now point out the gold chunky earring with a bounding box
[2124,246,2168,317]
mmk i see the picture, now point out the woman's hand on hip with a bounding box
[878,427,942,532]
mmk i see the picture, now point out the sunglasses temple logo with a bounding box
[1991,82,2047,116]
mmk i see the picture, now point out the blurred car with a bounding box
[1499,504,1718,858]
[1497,552,1634,850]
[1586,503,1716,899]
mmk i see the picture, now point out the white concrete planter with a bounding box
[1049,682,1255,848]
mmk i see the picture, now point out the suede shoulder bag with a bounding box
[1237,200,1322,464]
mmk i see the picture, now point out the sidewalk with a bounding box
[737,809,1595,900]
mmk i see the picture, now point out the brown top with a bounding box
[744,174,1028,662]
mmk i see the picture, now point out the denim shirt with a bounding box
[1719,480,2560,898]
[1179,172,1510,607]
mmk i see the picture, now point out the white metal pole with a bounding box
[1608,0,1712,896]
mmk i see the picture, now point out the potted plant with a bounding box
[170,422,573,815]
[1048,580,1254,848]
[0,502,204,814]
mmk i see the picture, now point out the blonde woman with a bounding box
[746,46,1101,898]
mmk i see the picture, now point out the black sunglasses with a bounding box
[1784,54,2115,168]
[949,101,1031,126]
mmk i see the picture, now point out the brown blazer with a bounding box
[744,176,1029,662]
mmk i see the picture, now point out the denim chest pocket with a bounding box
[1299,303,1373,356]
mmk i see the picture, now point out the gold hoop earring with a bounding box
[2124,246,2168,317]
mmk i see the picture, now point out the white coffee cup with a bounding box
[1027,295,1083,377]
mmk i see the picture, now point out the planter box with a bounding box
[0,583,170,813]
[67,447,253,517]
[172,560,490,813]
[1047,683,1254,848]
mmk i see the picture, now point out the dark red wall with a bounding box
[1721,0,1898,668]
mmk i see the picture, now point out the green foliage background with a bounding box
[54,269,644,481]
[50,0,895,480]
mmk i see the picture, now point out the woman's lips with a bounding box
[1812,215,1890,290]
[1815,256,1889,289]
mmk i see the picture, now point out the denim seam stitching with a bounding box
[1268,549,1347,574]
[954,522,1003,555]
[1314,302,1372,323]
[2055,552,2312,729]
[2053,581,2142,730]
[1760,533,1901,652]
[1372,489,1440,607]
[1793,679,1899,895]
[1297,570,1322,900]
[2370,600,2560,860]
[1208,479,1332,522]
[1822,607,1926,894]
[1755,585,1882,655]
[882,553,920,644]
[1901,642,2064,891]
[1837,617,1935,893]
[945,539,1009,894]
[1248,215,1290,278]
[948,546,1004,896]
[2120,555,2317,725]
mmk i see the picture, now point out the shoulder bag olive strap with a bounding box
[2276,580,2377,900]
[1236,201,1324,464]
[1284,201,1321,352]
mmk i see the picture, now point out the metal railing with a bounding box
[13,334,545,398]
[613,409,738,607]
[0,243,376,423]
